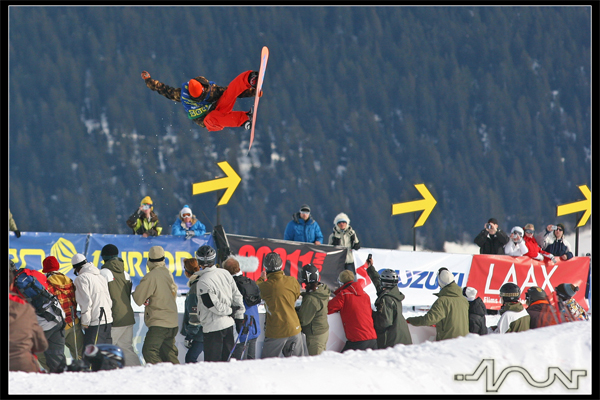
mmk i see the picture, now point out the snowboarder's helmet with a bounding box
[188,79,204,98]
[301,263,320,283]
[195,245,216,267]
[380,269,399,288]
[555,283,578,300]
[525,286,547,305]
[499,282,521,303]
[263,252,282,272]
[84,344,124,371]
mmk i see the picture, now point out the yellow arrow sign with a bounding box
[556,184,591,227]
[192,161,241,206]
[392,183,437,228]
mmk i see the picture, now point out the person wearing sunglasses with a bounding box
[522,223,555,263]
[171,205,206,239]
[503,226,528,257]
[542,223,574,261]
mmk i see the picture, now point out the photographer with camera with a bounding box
[473,217,509,255]
[126,196,162,237]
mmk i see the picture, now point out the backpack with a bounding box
[233,275,261,307]
[13,269,65,328]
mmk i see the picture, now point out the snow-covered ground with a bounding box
[8,321,591,395]
[9,232,593,395]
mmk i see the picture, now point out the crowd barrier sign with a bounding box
[10,232,590,308]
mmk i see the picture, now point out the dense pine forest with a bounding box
[9,6,591,251]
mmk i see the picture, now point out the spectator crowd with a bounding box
[9,208,588,373]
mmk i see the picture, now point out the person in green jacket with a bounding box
[257,252,306,358]
[366,257,412,348]
[296,263,330,356]
[99,244,141,366]
[132,246,179,364]
[406,268,469,341]
[490,282,530,334]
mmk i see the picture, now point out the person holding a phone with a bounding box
[126,196,163,237]
[473,217,509,255]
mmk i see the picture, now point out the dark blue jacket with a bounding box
[181,275,204,342]
[284,213,324,244]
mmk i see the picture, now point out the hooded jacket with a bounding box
[297,282,330,337]
[171,215,206,237]
[495,302,530,333]
[181,273,204,342]
[73,262,114,327]
[328,214,360,264]
[527,299,558,329]
[258,270,302,339]
[100,258,135,327]
[9,293,48,372]
[407,281,469,341]
[195,265,245,334]
[328,281,377,343]
[284,213,324,244]
[367,265,412,347]
[467,297,488,335]
[132,259,178,328]
[46,272,79,327]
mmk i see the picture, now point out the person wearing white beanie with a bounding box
[328,212,361,276]
[171,204,206,239]
[462,287,488,335]
[406,268,469,341]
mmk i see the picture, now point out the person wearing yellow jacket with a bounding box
[257,252,306,358]
[126,196,162,237]
[132,246,179,364]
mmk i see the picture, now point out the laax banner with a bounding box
[466,255,590,311]
[9,232,215,293]
[227,234,347,288]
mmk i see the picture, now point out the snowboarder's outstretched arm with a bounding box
[141,71,182,102]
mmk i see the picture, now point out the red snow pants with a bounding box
[203,70,252,132]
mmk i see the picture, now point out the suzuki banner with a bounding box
[466,255,590,311]
[353,248,474,307]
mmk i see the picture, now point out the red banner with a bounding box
[466,255,590,311]
[227,234,347,288]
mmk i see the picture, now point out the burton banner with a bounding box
[226,234,347,288]
[9,232,215,293]
[466,255,590,311]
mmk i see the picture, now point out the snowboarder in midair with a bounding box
[141,70,261,131]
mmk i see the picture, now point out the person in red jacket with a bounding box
[141,70,261,132]
[523,223,555,263]
[327,270,377,352]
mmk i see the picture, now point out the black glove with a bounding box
[352,242,360,250]
[235,318,244,334]
[184,339,194,349]
[14,230,21,238]
[331,237,341,246]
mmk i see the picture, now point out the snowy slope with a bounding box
[8,320,592,395]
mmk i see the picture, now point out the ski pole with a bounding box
[240,316,255,360]
[227,326,242,362]
[94,307,105,345]
[70,306,79,360]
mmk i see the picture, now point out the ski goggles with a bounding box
[181,213,192,218]
[525,229,535,234]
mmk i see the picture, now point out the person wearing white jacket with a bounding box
[503,226,528,257]
[71,253,114,346]
[194,245,245,362]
